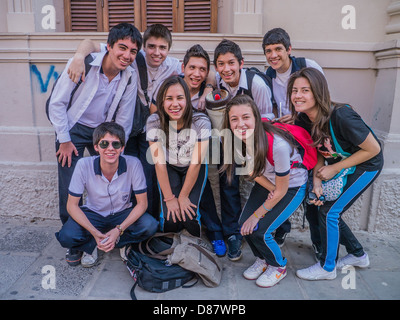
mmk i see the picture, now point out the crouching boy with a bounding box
[56,122,158,267]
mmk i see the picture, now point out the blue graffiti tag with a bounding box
[31,65,59,93]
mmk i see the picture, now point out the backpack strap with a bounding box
[135,51,150,106]
[265,130,274,166]
[67,54,94,111]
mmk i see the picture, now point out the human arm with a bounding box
[252,75,275,118]
[66,194,107,246]
[316,132,381,181]
[99,192,148,252]
[149,141,182,223]
[49,59,82,166]
[178,139,209,220]
[241,174,290,236]
[67,39,101,83]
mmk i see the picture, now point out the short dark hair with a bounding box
[93,122,126,147]
[213,39,243,66]
[107,23,143,51]
[262,28,291,53]
[143,24,173,50]
[183,44,210,71]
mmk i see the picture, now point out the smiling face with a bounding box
[106,37,138,71]
[228,104,256,142]
[94,133,124,167]
[163,83,187,126]
[182,56,209,93]
[290,77,318,118]
[215,52,243,88]
[264,43,292,74]
[143,36,169,68]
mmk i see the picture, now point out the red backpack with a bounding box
[262,119,317,170]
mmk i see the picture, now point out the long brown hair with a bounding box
[155,75,194,149]
[287,67,349,146]
[221,95,297,183]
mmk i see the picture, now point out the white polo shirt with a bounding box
[68,155,147,217]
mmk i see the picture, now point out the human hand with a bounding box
[240,214,259,236]
[166,198,181,223]
[316,164,340,181]
[67,54,85,84]
[56,141,78,167]
[178,195,197,221]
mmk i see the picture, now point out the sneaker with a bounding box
[275,233,287,248]
[312,244,323,262]
[296,262,336,280]
[65,249,82,266]
[120,246,128,262]
[336,253,370,270]
[227,235,242,261]
[256,265,287,288]
[243,258,268,280]
[211,240,227,257]
[81,248,98,268]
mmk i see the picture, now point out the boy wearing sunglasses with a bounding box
[56,122,158,267]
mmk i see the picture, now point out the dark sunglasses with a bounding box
[98,140,122,149]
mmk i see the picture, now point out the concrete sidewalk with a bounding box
[0,216,399,300]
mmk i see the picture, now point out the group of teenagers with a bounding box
[49,22,384,289]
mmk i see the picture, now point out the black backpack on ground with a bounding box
[125,234,196,300]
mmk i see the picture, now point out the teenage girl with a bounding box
[221,94,308,287]
[287,68,383,280]
[146,75,211,237]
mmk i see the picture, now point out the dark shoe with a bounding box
[275,233,287,248]
[312,244,323,262]
[227,235,242,261]
[66,249,82,266]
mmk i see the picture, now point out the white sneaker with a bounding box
[81,248,98,268]
[256,265,287,288]
[120,246,128,262]
[336,253,369,270]
[243,258,268,280]
[296,262,336,280]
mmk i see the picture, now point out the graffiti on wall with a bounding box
[31,65,59,93]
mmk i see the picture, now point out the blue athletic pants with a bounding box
[239,182,307,267]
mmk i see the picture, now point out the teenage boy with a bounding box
[67,25,214,219]
[56,122,158,267]
[214,39,275,119]
[181,45,226,256]
[262,28,324,247]
[212,39,274,261]
[48,23,141,225]
[263,27,324,123]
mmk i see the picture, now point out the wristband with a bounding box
[262,202,272,212]
[116,225,124,236]
[164,194,176,202]
[253,212,265,219]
